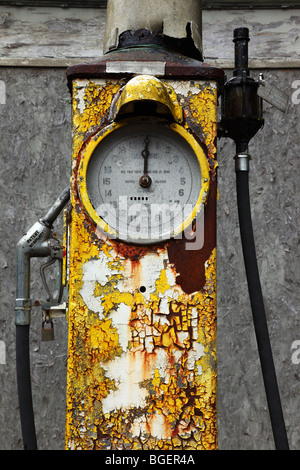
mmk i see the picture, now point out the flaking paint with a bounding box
[66,77,218,450]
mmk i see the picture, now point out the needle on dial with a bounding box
[139,136,152,188]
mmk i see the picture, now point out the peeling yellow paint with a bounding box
[73,80,122,132]
[65,78,218,450]
[72,79,123,158]
[189,85,218,158]
[155,269,171,295]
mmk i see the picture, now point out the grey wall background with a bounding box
[0,4,299,450]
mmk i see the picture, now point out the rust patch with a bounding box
[111,241,152,261]
[167,178,217,295]
[110,239,167,261]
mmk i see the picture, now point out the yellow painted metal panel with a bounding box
[65,78,218,450]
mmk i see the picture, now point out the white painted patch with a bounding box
[106,61,166,76]
[109,303,131,352]
[76,87,87,114]
[167,80,217,99]
[80,257,118,317]
[129,414,149,439]
[147,411,170,440]
[101,348,169,415]
[186,342,205,370]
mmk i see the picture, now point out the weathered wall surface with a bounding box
[0,5,299,450]
[217,69,300,449]
[0,7,299,67]
[0,67,71,450]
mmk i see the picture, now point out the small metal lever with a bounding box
[40,236,64,304]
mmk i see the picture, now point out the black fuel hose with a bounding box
[16,325,37,450]
[236,169,289,450]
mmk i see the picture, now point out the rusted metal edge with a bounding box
[66,47,225,92]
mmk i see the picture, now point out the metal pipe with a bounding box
[41,186,70,228]
[103,0,202,59]
[233,27,250,76]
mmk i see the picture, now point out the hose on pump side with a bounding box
[16,325,38,450]
[15,187,70,450]
[235,158,289,450]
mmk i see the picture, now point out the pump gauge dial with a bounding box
[78,120,209,244]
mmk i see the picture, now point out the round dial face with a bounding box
[82,121,205,244]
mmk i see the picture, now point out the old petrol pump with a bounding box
[64,0,222,450]
[15,0,289,451]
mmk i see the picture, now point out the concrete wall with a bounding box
[0,5,299,450]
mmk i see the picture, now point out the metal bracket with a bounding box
[257,73,289,113]
[15,298,32,326]
[41,302,67,318]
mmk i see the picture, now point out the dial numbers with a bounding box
[84,122,203,244]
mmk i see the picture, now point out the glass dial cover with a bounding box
[83,121,205,244]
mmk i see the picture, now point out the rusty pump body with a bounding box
[63,0,223,450]
[64,49,223,452]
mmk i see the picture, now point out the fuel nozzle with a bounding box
[219,27,264,161]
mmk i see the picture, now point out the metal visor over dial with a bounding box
[78,120,209,245]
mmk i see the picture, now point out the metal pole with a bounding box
[103,0,202,58]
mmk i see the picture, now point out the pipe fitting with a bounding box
[15,299,32,326]
[234,153,251,172]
